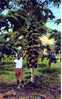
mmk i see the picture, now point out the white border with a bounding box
[60,2,62,99]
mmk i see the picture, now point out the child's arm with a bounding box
[23,50,27,59]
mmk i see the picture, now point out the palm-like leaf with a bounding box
[0,0,60,56]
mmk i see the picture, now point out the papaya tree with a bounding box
[0,0,61,66]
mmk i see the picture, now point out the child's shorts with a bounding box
[15,68,23,78]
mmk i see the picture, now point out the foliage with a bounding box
[49,30,61,46]
[0,0,61,56]
[55,18,61,24]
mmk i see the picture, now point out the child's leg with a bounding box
[19,68,25,87]
[20,68,24,82]
[15,69,20,86]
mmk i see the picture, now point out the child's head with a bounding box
[16,46,23,59]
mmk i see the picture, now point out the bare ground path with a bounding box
[0,75,60,99]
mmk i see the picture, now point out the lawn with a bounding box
[0,57,61,82]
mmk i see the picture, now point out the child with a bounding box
[14,51,24,89]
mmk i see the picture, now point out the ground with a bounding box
[0,58,61,99]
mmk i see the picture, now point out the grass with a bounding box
[0,58,61,82]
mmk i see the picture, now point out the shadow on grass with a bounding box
[42,68,60,74]
[25,75,31,80]
[38,63,60,74]
[38,64,47,68]
[0,71,10,75]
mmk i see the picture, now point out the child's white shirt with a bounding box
[14,57,23,68]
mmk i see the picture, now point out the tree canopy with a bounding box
[0,0,61,55]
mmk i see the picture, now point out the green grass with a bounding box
[0,58,61,82]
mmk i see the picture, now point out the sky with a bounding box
[46,4,61,31]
